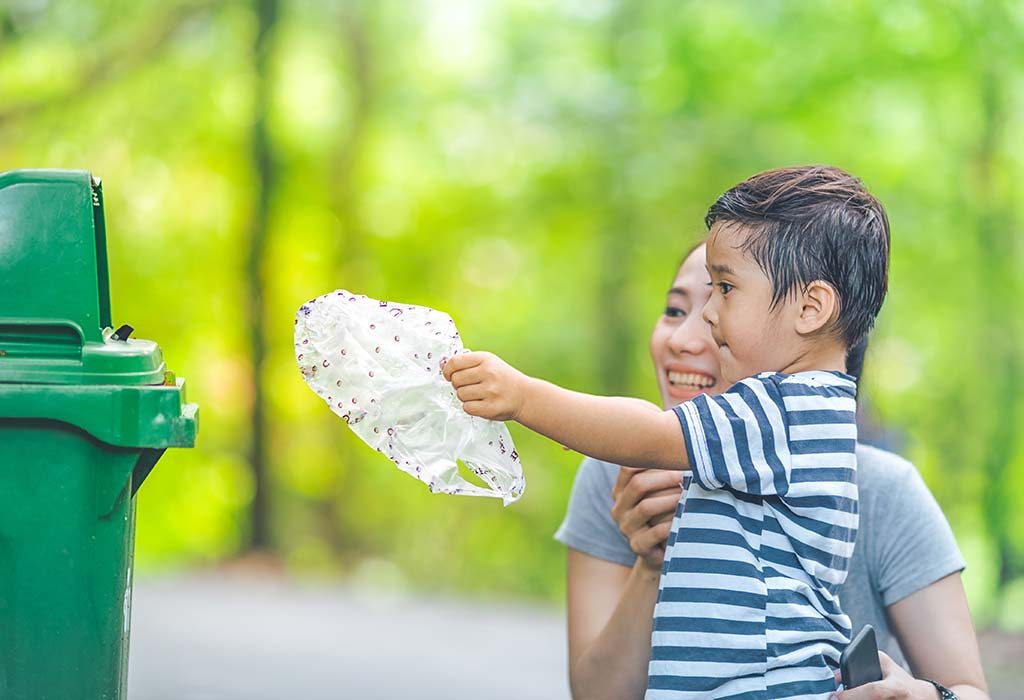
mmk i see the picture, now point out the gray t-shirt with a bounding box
[555,444,965,668]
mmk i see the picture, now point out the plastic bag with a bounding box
[294,290,525,505]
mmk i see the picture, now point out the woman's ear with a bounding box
[795,280,840,336]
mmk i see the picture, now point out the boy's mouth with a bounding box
[668,371,716,389]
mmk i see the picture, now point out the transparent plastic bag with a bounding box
[295,290,525,505]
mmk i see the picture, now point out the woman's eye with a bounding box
[664,306,686,318]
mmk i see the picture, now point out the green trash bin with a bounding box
[0,169,198,699]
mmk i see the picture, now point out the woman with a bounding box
[556,243,989,700]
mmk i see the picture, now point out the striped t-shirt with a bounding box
[647,370,858,700]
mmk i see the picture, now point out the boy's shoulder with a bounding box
[761,369,856,384]
[731,370,857,395]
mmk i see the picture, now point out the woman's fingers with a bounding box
[609,468,683,568]
[634,493,683,523]
[611,467,644,502]
[612,470,682,530]
[617,493,681,547]
[631,520,673,570]
[613,468,682,504]
[614,482,681,526]
[650,510,675,526]
[648,486,684,500]
[834,652,915,700]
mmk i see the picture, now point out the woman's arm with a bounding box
[888,572,989,699]
[838,449,989,700]
[567,552,660,700]
[837,575,990,700]
[566,468,681,700]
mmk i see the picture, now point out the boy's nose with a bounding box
[701,301,717,327]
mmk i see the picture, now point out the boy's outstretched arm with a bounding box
[443,351,688,471]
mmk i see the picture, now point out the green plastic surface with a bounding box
[0,169,165,385]
[0,428,145,699]
[0,169,199,699]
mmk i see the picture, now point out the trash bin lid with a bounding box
[0,169,166,385]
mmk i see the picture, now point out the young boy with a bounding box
[443,165,889,699]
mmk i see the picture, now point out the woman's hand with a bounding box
[610,467,683,572]
[833,652,940,700]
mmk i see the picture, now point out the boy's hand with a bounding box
[442,351,529,422]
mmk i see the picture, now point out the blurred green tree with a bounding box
[0,0,1021,624]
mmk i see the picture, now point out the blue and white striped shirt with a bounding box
[647,371,858,700]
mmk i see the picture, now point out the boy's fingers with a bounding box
[461,399,498,419]
[442,356,465,381]
[456,385,486,403]
[461,399,484,416]
[442,352,483,380]
[448,366,485,389]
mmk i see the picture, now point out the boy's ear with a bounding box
[794,280,840,336]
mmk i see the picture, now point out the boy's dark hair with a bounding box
[704,165,890,351]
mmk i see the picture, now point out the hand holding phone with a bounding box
[840,625,883,689]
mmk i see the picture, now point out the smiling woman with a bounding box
[649,243,719,404]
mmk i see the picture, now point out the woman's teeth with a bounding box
[668,371,715,388]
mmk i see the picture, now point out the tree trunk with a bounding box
[974,9,1021,590]
[320,0,376,556]
[244,0,279,552]
[595,4,641,396]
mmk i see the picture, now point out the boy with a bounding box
[443,165,889,699]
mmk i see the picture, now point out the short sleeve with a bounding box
[674,375,793,496]
[554,457,637,568]
[865,451,966,606]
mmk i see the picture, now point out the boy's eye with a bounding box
[718,282,734,295]
[664,306,686,318]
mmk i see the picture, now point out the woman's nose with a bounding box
[669,313,713,354]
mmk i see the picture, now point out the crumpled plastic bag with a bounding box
[294,290,525,505]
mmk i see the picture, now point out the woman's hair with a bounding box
[845,336,868,380]
[674,238,706,277]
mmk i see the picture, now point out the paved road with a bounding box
[128,575,570,700]
[128,574,1021,700]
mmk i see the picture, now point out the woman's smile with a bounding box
[667,370,715,388]
[662,362,717,402]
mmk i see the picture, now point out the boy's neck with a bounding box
[779,343,849,376]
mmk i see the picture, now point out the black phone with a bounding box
[840,624,883,689]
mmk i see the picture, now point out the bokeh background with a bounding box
[2,0,1022,697]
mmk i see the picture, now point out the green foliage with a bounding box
[1,0,1022,618]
